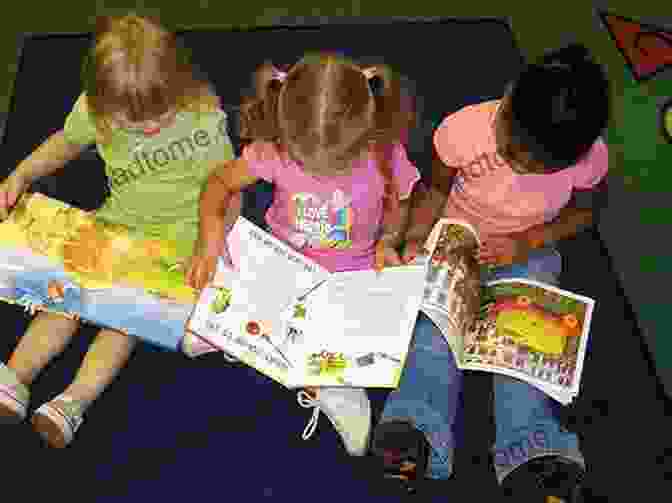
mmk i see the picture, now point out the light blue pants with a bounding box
[379,247,584,482]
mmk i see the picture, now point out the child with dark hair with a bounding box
[370,44,609,500]
[502,44,609,172]
[186,52,421,457]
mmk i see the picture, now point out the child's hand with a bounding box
[476,234,531,266]
[0,172,29,221]
[401,238,429,264]
[185,240,233,291]
[374,242,404,272]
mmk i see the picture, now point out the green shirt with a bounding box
[63,93,235,259]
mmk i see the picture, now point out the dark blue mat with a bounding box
[3,17,670,502]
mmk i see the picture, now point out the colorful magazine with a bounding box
[420,218,594,405]
[186,216,427,389]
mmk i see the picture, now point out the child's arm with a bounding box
[14,130,89,186]
[187,158,258,289]
[403,152,454,242]
[380,198,411,249]
[376,197,412,270]
[429,153,458,199]
[523,142,609,250]
[405,182,448,243]
[0,131,89,219]
[198,158,258,254]
[478,179,607,266]
[522,191,599,249]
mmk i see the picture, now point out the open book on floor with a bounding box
[420,218,594,405]
[185,216,427,389]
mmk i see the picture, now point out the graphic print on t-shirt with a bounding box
[287,189,353,250]
[107,115,230,191]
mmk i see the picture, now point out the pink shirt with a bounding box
[433,100,609,239]
[242,141,420,272]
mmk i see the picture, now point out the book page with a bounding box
[424,218,481,253]
[460,278,594,403]
[212,217,331,337]
[187,285,293,386]
[186,217,331,387]
[420,219,481,356]
[287,264,426,388]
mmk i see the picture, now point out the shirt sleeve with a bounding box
[570,138,609,189]
[390,142,421,200]
[241,141,283,183]
[62,93,98,146]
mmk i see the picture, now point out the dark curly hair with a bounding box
[507,43,610,170]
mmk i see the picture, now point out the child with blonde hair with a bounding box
[186,52,421,457]
[0,13,240,447]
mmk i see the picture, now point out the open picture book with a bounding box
[186,216,594,403]
[185,216,427,389]
[420,218,594,405]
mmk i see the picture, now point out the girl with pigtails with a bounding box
[185,51,421,461]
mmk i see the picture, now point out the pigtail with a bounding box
[366,64,408,144]
[239,61,285,143]
[366,64,409,234]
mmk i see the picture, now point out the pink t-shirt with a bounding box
[433,100,609,239]
[242,141,420,272]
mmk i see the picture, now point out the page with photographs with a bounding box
[282,264,426,388]
[461,278,594,405]
[419,218,483,361]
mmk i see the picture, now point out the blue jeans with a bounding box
[379,247,584,482]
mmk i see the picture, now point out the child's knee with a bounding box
[31,311,80,332]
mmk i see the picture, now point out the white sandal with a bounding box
[31,395,85,448]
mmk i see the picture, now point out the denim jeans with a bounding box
[379,247,584,482]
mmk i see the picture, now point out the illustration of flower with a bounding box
[246,321,261,336]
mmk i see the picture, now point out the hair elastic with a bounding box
[271,65,377,83]
[271,67,288,82]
